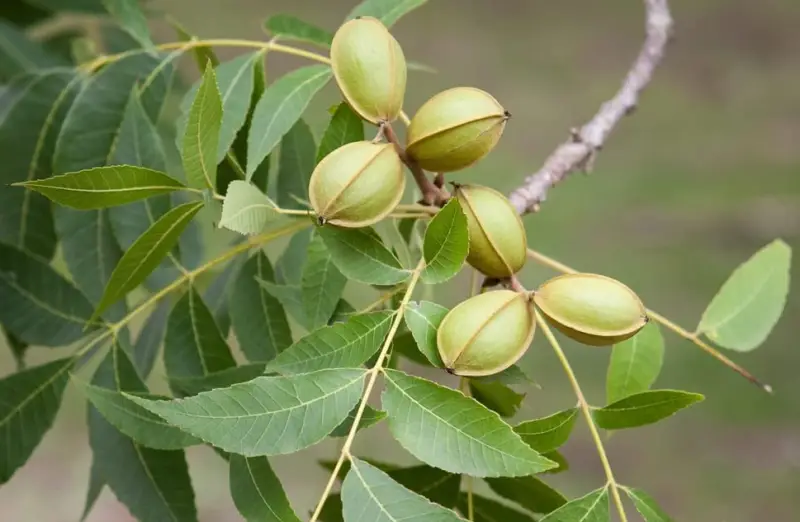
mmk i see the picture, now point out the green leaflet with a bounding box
[90,201,204,321]
[0,69,78,259]
[607,322,664,404]
[276,118,316,210]
[697,239,791,352]
[301,232,348,329]
[164,285,237,384]
[128,368,367,456]
[266,311,393,374]
[593,389,705,430]
[341,459,466,522]
[263,14,333,48]
[382,370,557,477]
[18,165,185,209]
[181,63,223,190]
[88,343,198,521]
[345,0,429,28]
[421,198,469,284]
[0,357,74,484]
[218,180,280,236]
[0,242,97,346]
[229,250,293,362]
[318,225,411,286]
[229,455,303,522]
[403,300,448,367]
[246,64,332,177]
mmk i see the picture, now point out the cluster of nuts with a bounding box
[309,17,649,377]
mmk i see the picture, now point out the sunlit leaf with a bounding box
[218,180,280,236]
[164,286,236,384]
[421,198,468,284]
[230,455,302,522]
[128,368,367,456]
[91,201,204,321]
[697,239,791,351]
[475,365,535,387]
[182,62,223,190]
[230,251,293,361]
[329,405,387,438]
[318,225,411,285]
[247,64,332,177]
[276,118,316,210]
[607,322,664,404]
[264,14,333,48]
[622,486,674,522]
[457,494,535,522]
[345,0,428,28]
[169,363,267,397]
[403,300,447,367]
[0,357,73,484]
[302,232,348,329]
[17,165,185,209]
[382,369,557,477]
[485,476,567,515]
[514,408,578,454]
[0,69,78,259]
[469,380,525,418]
[539,487,609,522]
[267,311,393,374]
[101,0,153,48]
[316,102,365,163]
[593,390,704,430]
[88,344,198,522]
[0,242,97,346]
[341,458,466,522]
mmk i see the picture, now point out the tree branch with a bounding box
[507,0,674,214]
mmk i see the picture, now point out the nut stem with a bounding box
[383,122,450,206]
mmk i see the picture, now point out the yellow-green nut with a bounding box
[533,273,648,346]
[406,86,509,173]
[437,289,536,377]
[455,184,527,279]
[309,140,406,228]
[330,16,407,124]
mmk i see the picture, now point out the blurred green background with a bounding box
[1,0,798,520]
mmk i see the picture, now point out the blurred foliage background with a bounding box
[0,0,798,520]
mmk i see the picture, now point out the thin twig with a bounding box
[526,247,772,392]
[309,259,426,522]
[534,308,629,522]
[383,123,449,206]
[507,0,674,214]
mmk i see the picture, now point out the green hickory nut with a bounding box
[455,184,527,278]
[533,273,649,346]
[309,140,406,228]
[406,86,509,173]
[331,16,407,125]
[437,289,536,377]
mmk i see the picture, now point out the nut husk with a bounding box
[309,140,405,228]
[330,16,407,124]
[406,86,508,173]
[455,184,527,278]
[533,273,648,346]
[437,289,535,377]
